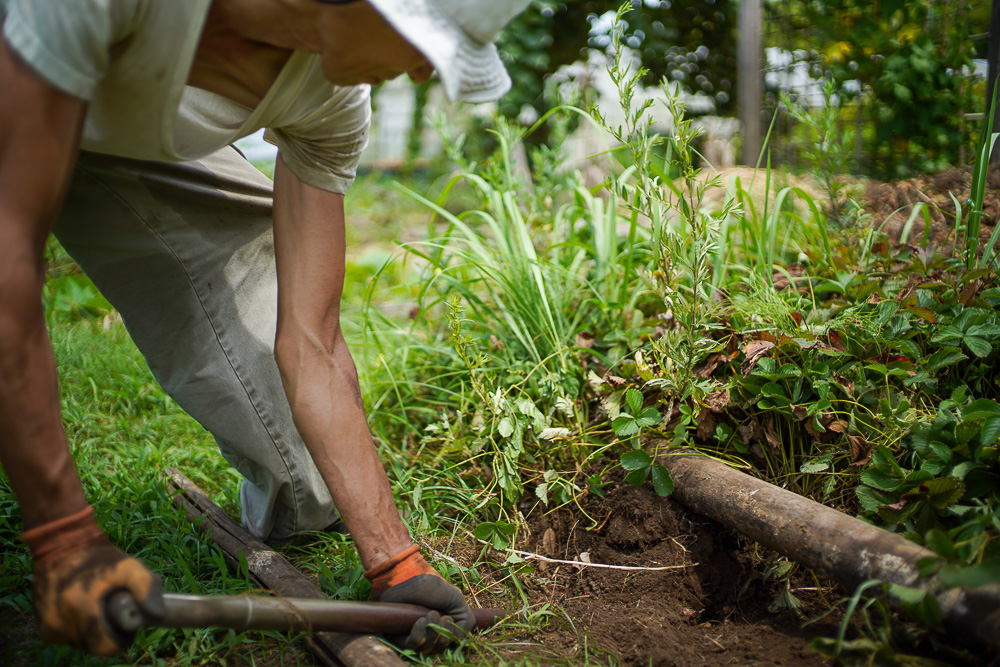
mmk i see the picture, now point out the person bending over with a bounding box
[0,0,527,656]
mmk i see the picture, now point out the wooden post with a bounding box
[989,0,1000,161]
[738,0,763,165]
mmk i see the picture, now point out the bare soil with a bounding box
[863,164,1000,248]
[513,474,840,666]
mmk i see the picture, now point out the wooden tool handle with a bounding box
[106,591,507,635]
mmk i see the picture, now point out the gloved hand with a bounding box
[21,505,165,656]
[366,544,474,654]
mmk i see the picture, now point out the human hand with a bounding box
[366,544,474,654]
[21,506,165,656]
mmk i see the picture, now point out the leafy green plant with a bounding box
[611,387,662,441]
[808,580,933,666]
[619,449,673,497]
[610,387,672,496]
[782,80,862,226]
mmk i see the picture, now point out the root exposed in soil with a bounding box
[518,478,839,666]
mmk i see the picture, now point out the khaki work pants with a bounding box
[54,147,339,542]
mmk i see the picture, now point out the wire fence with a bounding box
[760,0,993,175]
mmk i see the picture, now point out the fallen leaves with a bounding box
[741,340,775,375]
[848,434,873,466]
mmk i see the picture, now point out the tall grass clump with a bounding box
[361,114,616,512]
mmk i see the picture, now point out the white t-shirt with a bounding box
[1,0,370,194]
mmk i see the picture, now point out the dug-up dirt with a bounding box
[863,164,1000,249]
[514,475,840,666]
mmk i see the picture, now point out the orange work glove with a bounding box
[366,544,474,654]
[21,505,165,656]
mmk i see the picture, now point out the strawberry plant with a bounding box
[612,388,672,496]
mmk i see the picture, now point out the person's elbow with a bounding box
[0,233,47,333]
[273,313,344,386]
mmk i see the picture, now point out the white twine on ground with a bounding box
[435,531,697,573]
[421,542,464,568]
[505,547,695,572]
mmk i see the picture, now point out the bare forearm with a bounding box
[0,252,88,529]
[0,37,90,530]
[276,326,412,569]
[271,158,412,568]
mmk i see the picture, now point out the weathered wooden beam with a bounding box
[164,469,405,667]
[662,454,1000,653]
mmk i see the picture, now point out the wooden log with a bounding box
[164,469,405,667]
[662,455,1000,652]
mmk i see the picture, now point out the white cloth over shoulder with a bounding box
[1,0,369,193]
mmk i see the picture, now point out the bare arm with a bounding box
[0,35,164,657]
[271,156,412,570]
[0,36,89,529]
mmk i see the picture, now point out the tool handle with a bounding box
[471,607,506,629]
[105,591,506,635]
[105,589,147,636]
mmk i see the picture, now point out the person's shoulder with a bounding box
[5,0,150,36]
[1,0,169,99]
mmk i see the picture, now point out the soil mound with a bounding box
[863,164,1000,249]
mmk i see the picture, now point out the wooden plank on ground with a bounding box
[164,468,405,667]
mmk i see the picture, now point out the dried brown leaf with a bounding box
[704,388,731,413]
[763,420,782,454]
[804,418,825,441]
[542,528,557,557]
[848,434,873,467]
[694,356,722,378]
[741,340,776,376]
[694,351,738,378]
[828,420,849,434]
[960,281,979,307]
[696,408,716,442]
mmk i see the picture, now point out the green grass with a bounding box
[0,322,318,666]
[0,319,612,665]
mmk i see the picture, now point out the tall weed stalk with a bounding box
[589,5,734,413]
[969,89,1000,269]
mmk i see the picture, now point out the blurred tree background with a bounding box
[395,0,992,176]
[495,0,738,145]
[766,0,986,176]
